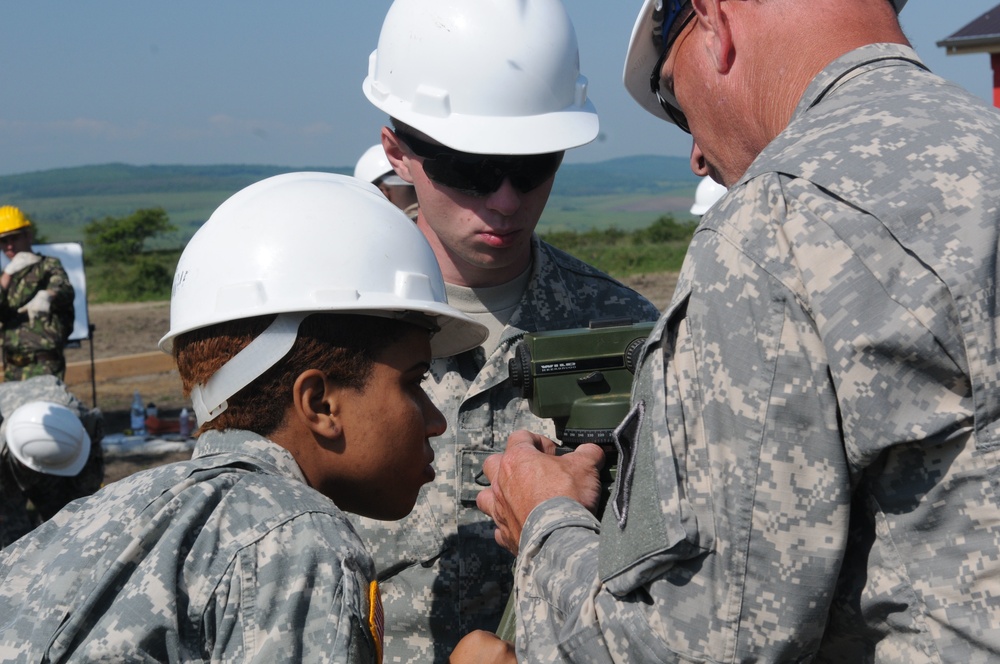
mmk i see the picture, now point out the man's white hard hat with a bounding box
[363,0,599,155]
[623,0,909,125]
[690,176,728,215]
[354,144,408,187]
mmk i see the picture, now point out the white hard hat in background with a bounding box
[5,401,90,477]
[690,176,728,215]
[354,144,408,187]
[623,0,909,126]
[159,172,488,423]
[363,0,599,155]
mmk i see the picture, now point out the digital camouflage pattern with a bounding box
[351,237,659,663]
[0,429,381,662]
[512,44,1000,662]
[0,375,103,548]
[0,255,74,381]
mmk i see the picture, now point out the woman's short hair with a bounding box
[173,313,414,436]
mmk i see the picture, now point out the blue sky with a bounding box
[1,1,997,177]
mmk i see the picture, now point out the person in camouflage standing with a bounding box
[0,375,103,548]
[0,206,75,382]
[470,0,1000,661]
[352,1,660,661]
[0,173,488,662]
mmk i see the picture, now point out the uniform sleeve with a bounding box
[43,257,74,310]
[208,513,379,664]
[513,190,857,662]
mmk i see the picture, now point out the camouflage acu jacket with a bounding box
[0,376,104,548]
[513,44,1000,663]
[0,429,381,663]
[351,237,659,663]
[0,254,74,356]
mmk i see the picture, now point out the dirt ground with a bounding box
[72,272,677,482]
[63,300,184,422]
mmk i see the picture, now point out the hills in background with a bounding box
[0,156,701,248]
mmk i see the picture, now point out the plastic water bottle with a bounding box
[179,407,191,437]
[130,390,146,436]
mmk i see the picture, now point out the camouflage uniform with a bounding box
[513,44,1000,662]
[0,255,74,381]
[0,429,382,663]
[351,237,659,663]
[0,375,103,547]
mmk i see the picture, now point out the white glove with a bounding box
[17,290,52,325]
[3,252,41,276]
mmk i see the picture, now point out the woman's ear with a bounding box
[381,126,415,184]
[293,369,343,440]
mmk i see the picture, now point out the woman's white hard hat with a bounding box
[159,172,488,423]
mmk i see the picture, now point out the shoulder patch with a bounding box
[368,580,384,663]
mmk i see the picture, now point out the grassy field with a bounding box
[540,191,696,233]
[0,159,701,302]
[83,228,693,303]
[2,158,700,241]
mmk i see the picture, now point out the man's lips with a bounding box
[478,228,521,248]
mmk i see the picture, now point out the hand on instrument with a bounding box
[476,429,605,554]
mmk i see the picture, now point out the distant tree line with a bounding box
[78,208,696,304]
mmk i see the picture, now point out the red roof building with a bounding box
[937,4,1000,108]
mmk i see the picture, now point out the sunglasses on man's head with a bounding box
[648,0,695,133]
[394,131,564,198]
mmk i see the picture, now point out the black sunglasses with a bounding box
[395,131,564,197]
[648,0,695,133]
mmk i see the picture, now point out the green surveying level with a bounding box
[495,318,655,642]
[509,317,654,447]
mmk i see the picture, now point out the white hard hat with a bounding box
[690,176,728,215]
[623,0,909,125]
[159,172,488,423]
[363,0,599,155]
[5,401,90,477]
[354,144,408,187]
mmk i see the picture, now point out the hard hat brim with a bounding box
[158,303,487,359]
[365,77,600,155]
